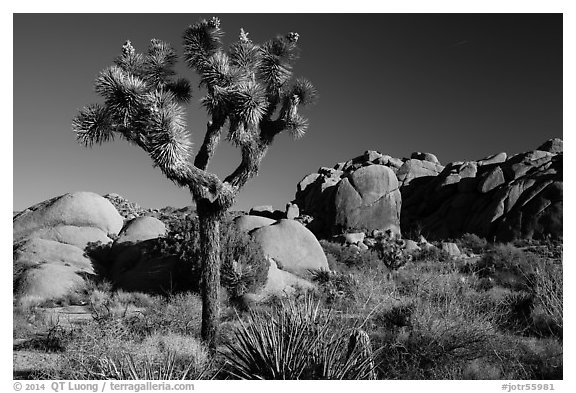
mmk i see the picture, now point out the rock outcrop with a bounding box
[401,139,562,241]
[294,138,562,241]
[14,192,123,243]
[295,151,402,236]
[13,192,123,306]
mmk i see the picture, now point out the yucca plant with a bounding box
[72,16,317,350]
[222,294,380,379]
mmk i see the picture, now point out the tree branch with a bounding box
[194,118,226,170]
[223,141,268,189]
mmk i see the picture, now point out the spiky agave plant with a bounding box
[72,16,317,350]
[222,294,380,379]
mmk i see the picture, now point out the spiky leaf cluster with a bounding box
[183,21,317,145]
[73,39,193,186]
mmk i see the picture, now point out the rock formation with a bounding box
[294,138,562,241]
[295,151,402,237]
[13,192,124,307]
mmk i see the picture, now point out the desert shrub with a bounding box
[320,240,382,270]
[50,321,212,380]
[491,291,534,334]
[473,243,539,291]
[153,216,268,298]
[458,233,488,254]
[37,290,217,380]
[113,290,157,308]
[530,259,562,338]
[461,358,502,379]
[374,240,412,270]
[373,294,495,379]
[13,309,36,340]
[13,318,71,353]
[222,294,380,379]
[310,269,358,306]
[219,222,269,298]
[411,246,450,263]
[88,287,156,322]
[364,264,499,379]
[488,335,563,379]
[125,292,203,338]
[374,302,415,329]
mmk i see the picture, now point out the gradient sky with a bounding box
[13,13,562,212]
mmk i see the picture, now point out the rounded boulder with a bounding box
[14,238,95,307]
[250,219,329,277]
[13,192,124,241]
[116,216,167,245]
[233,215,276,233]
[333,165,402,236]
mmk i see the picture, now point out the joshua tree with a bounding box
[72,17,317,350]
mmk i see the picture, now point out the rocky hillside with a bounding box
[294,138,562,241]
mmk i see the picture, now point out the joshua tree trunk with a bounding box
[197,200,225,352]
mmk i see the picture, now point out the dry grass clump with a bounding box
[51,323,211,380]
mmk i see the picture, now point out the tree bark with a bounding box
[197,202,224,352]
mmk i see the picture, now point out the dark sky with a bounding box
[13,14,562,211]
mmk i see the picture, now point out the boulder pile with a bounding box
[13,193,327,304]
[13,192,124,307]
[294,138,562,242]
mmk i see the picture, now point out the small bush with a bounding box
[489,335,563,379]
[376,302,415,329]
[153,216,269,298]
[373,294,495,379]
[219,222,269,297]
[310,269,358,305]
[84,240,116,279]
[53,327,211,380]
[374,240,412,270]
[126,292,203,338]
[491,291,534,335]
[13,320,70,353]
[473,243,539,291]
[530,260,562,338]
[89,287,155,322]
[458,233,488,254]
[411,246,450,263]
[320,240,382,270]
